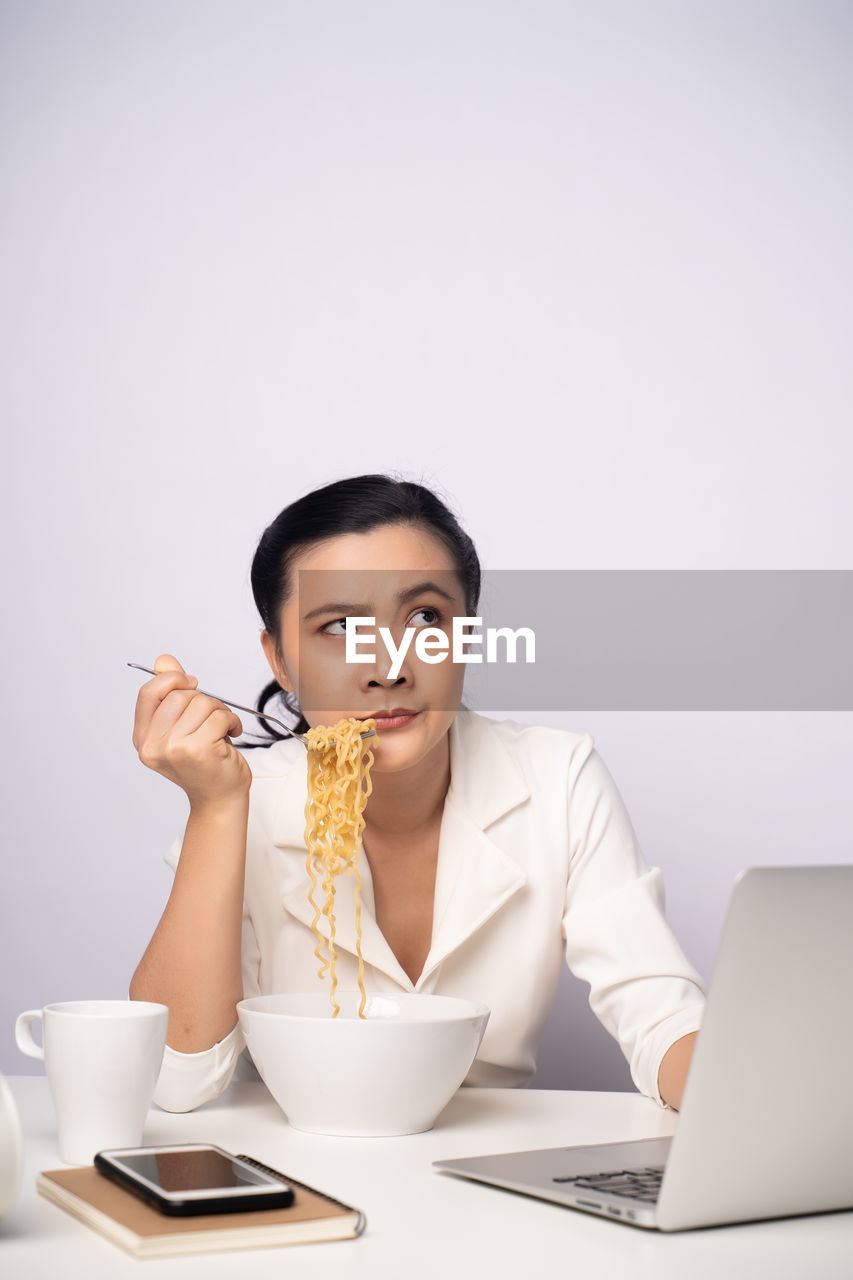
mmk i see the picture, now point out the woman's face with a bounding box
[261,523,469,776]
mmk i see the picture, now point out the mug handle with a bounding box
[15,1010,45,1060]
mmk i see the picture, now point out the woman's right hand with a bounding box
[132,654,252,808]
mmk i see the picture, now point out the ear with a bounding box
[260,630,292,693]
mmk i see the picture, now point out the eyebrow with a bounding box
[302,579,460,621]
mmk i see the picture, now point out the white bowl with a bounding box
[237,992,490,1136]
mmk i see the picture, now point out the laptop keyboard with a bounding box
[553,1165,665,1204]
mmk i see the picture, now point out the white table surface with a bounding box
[2,1076,851,1279]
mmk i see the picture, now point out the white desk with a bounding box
[2,1077,851,1279]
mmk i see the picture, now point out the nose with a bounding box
[368,674,407,688]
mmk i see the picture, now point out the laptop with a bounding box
[435,865,853,1231]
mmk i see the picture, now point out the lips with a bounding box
[366,708,420,729]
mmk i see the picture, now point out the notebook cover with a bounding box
[37,1162,365,1257]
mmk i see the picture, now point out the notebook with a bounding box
[435,865,853,1231]
[37,1156,365,1257]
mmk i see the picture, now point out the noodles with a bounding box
[303,718,376,1017]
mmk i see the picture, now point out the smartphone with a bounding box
[94,1144,295,1216]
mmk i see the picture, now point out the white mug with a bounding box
[15,1000,168,1165]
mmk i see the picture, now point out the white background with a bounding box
[2,0,851,1089]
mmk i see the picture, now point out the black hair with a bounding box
[249,474,481,741]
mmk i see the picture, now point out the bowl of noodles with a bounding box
[239,718,488,1134]
[237,992,490,1136]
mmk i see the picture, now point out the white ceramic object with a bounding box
[237,992,490,1137]
[0,1073,23,1219]
[15,1000,168,1165]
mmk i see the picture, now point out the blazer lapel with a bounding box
[419,709,529,985]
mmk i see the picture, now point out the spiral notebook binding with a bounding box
[235,1155,366,1231]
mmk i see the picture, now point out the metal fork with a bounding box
[127,663,375,745]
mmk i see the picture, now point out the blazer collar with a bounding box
[443,706,530,828]
[271,708,530,988]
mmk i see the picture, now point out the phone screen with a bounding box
[113,1148,275,1194]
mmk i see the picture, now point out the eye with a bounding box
[321,617,350,636]
[407,607,442,629]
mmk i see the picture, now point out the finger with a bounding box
[133,667,199,749]
[188,705,244,747]
[145,687,205,740]
[153,653,186,676]
[165,693,242,741]
[137,694,240,771]
[144,703,243,773]
[146,693,241,752]
[149,656,200,700]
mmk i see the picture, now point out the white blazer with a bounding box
[153,709,705,1112]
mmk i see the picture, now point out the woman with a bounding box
[130,474,703,1112]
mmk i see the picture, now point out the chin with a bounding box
[371,721,449,771]
[368,737,419,768]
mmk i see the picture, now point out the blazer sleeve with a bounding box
[150,830,262,1114]
[561,739,706,1107]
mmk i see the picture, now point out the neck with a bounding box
[362,733,451,837]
